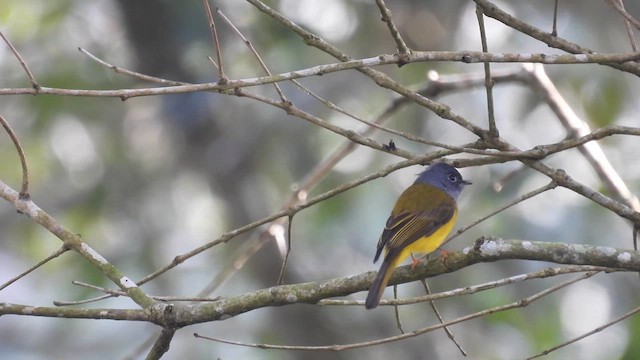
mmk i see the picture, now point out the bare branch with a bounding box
[474,0,640,75]
[374,0,410,57]
[0,50,637,99]
[445,181,557,245]
[607,0,639,51]
[606,0,640,32]
[79,47,186,85]
[526,305,640,359]
[524,63,640,213]
[0,246,68,291]
[0,30,39,89]
[475,5,498,138]
[0,302,150,321]
[0,114,30,196]
[551,0,559,36]
[145,328,176,360]
[216,8,287,101]
[203,0,227,81]
[156,239,640,327]
[276,215,294,285]
[420,279,467,356]
[194,271,598,351]
[320,265,617,307]
[0,180,157,308]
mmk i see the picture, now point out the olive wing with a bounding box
[374,201,456,262]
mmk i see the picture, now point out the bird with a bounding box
[365,162,471,309]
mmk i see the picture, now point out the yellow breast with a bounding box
[392,209,458,263]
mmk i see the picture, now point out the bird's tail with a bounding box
[365,256,400,309]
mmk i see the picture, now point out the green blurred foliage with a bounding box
[583,78,624,127]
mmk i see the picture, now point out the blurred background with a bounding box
[1,0,640,359]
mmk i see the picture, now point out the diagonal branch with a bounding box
[524,63,640,212]
[374,0,410,57]
[474,0,640,75]
[0,114,30,196]
[0,30,39,90]
[526,304,640,359]
[475,5,498,138]
[145,328,176,360]
[0,180,157,309]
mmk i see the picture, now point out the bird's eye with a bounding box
[448,174,457,182]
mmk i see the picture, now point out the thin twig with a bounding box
[526,305,640,359]
[445,181,557,245]
[203,0,227,81]
[610,0,639,51]
[0,30,39,89]
[475,5,498,138]
[79,47,186,86]
[374,0,410,57]
[237,84,472,158]
[606,0,640,32]
[207,55,219,70]
[0,114,30,197]
[392,285,405,334]
[54,294,115,306]
[421,279,467,356]
[287,78,492,155]
[319,266,618,307]
[0,246,68,291]
[67,281,220,302]
[551,0,559,36]
[216,8,287,101]
[474,0,640,76]
[277,215,294,285]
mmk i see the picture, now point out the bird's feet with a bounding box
[436,248,452,271]
[410,255,423,270]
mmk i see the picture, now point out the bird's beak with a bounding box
[463,180,473,185]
